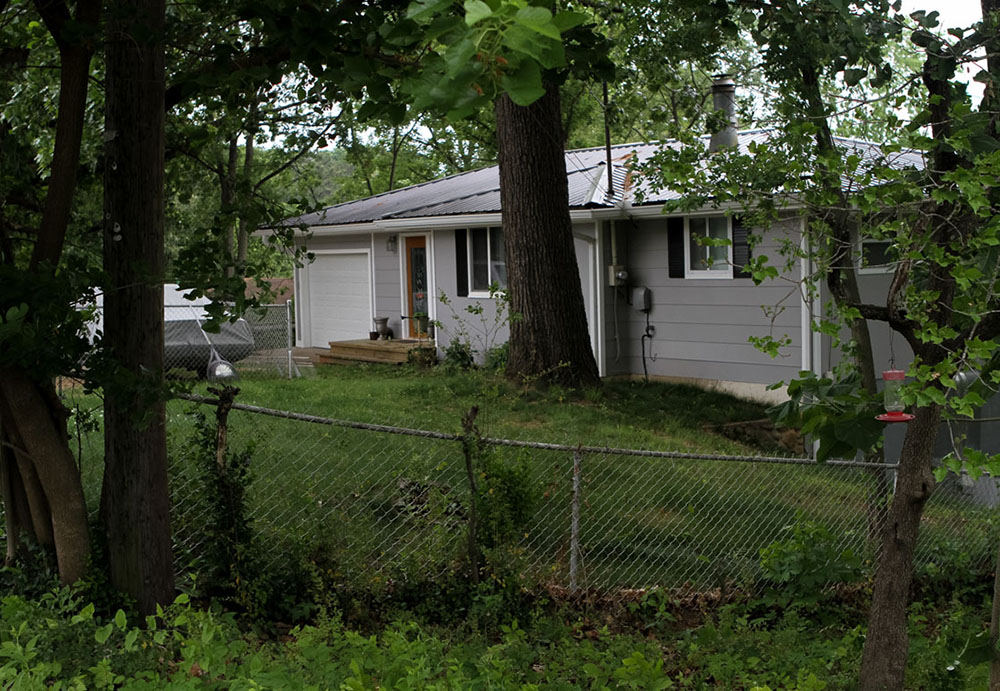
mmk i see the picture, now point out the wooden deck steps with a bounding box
[318,339,435,365]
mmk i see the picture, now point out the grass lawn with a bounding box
[225,362,776,452]
[63,364,997,597]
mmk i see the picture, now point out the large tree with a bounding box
[101,0,173,613]
[0,0,423,605]
[496,84,598,385]
[648,1,1000,687]
[0,0,100,584]
[404,0,614,386]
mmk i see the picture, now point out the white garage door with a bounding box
[307,252,371,346]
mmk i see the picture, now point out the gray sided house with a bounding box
[281,129,828,405]
[276,99,1000,505]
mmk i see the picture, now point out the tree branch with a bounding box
[33,0,71,50]
[165,44,293,111]
[253,118,339,192]
[28,0,100,270]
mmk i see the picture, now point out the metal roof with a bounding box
[280,129,926,229]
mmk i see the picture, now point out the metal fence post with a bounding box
[569,447,582,593]
[285,300,293,379]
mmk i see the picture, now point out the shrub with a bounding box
[758,520,863,601]
[483,342,509,371]
[442,339,475,370]
[436,285,518,370]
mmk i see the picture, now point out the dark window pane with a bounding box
[862,241,893,267]
[489,227,507,289]
[411,246,427,314]
[471,228,489,290]
[707,216,728,269]
[689,217,706,270]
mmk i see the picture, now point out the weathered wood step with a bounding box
[321,339,435,365]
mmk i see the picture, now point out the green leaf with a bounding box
[95,623,113,645]
[444,36,479,77]
[407,0,453,22]
[500,60,545,105]
[552,11,588,32]
[124,629,139,651]
[464,0,493,26]
[959,631,994,665]
[514,6,559,40]
[843,68,867,87]
[502,24,565,69]
[71,603,95,624]
[114,609,127,630]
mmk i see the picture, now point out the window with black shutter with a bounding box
[455,228,468,297]
[732,217,752,279]
[667,217,685,278]
[456,228,507,296]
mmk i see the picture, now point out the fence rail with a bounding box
[176,394,897,469]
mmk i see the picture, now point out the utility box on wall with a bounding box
[632,287,651,312]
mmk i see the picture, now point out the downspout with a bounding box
[603,82,614,198]
[799,218,813,376]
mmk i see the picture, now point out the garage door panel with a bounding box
[308,253,370,345]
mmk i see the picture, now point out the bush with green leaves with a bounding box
[189,413,256,602]
[179,411,325,624]
[483,342,509,371]
[0,583,992,688]
[758,520,863,601]
[475,449,537,551]
[435,285,518,371]
[441,339,475,370]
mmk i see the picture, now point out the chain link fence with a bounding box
[152,303,297,379]
[124,393,993,598]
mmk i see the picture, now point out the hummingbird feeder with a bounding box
[875,368,914,423]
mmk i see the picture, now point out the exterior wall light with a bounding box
[386,234,398,253]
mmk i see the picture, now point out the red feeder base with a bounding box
[876,411,916,423]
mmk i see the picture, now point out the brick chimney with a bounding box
[708,75,738,153]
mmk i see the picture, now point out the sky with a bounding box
[902,0,982,30]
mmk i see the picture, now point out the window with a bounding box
[468,227,506,293]
[685,215,731,277]
[667,215,750,279]
[859,239,896,273]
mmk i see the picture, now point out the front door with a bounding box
[404,236,428,338]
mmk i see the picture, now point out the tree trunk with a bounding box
[0,372,90,582]
[859,405,941,691]
[29,0,100,269]
[981,0,1000,136]
[222,137,239,278]
[495,85,599,388]
[102,0,174,615]
[235,128,255,267]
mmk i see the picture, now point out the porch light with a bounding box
[386,234,398,253]
[875,369,914,423]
